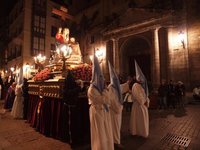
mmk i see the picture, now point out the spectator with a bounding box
[124,90,134,112]
[4,82,17,111]
[193,86,200,100]
[0,73,3,100]
[22,78,29,119]
[167,80,176,109]
[158,80,168,109]
[175,81,185,108]
[4,75,15,99]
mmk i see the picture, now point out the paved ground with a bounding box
[1,94,200,150]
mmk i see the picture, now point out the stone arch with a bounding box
[119,35,152,81]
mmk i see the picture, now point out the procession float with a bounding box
[26,27,91,145]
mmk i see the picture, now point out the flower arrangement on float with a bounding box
[32,68,51,81]
[69,63,92,81]
[32,64,92,82]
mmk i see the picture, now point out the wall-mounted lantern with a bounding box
[10,67,15,72]
[178,31,185,49]
[89,48,105,64]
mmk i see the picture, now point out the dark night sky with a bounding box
[0,0,16,18]
[0,0,67,18]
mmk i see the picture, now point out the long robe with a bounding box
[11,84,24,118]
[4,86,15,109]
[88,85,114,150]
[129,83,150,138]
[108,82,129,144]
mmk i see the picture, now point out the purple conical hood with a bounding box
[91,54,105,93]
[108,61,123,104]
[135,60,149,97]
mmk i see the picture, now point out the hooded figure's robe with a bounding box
[129,83,150,138]
[88,85,114,150]
[108,82,129,144]
[108,85,122,145]
[11,84,24,118]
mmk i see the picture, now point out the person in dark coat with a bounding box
[0,74,4,100]
[167,80,176,109]
[60,70,81,145]
[158,80,168,109]
[4,82,17,110]
[4,75,15,100]
[22,78,29,119]
[175,81,185,108]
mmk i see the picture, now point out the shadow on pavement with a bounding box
[149,107,187,120]
[121,135,147,150]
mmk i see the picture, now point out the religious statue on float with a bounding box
[55,27,82,64]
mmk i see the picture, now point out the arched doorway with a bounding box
[120,36,151,82]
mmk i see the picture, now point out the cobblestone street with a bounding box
[121,104,200,150]
[1,97,200,150]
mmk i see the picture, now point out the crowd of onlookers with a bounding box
[0,73,29,119]
[0,74,16,110]
[157,80,186,109]
[121,77,187,111]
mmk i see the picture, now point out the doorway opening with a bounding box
[120,36,151,82]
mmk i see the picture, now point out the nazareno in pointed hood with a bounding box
[91,54,105,93]
[108,61,123,104]
[18,67,23,85]
[135,60,149,97]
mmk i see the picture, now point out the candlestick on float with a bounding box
[56,44,72,77]
[34,54,46,72]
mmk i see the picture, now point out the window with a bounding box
[32,36,45,55]
[33,15,45,34]
[40,17,45,29]
[36,0,46,7]
[34,37,39,50]
[51,26,57,37]
[32,8,46,56]
[39,38,45,50]
[34,16,40,27]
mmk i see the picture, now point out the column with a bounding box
[152,28,160,89]
[113,38,120,75]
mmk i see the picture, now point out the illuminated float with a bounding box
[27,27,91,145]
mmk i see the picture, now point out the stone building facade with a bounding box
[69,0,199,90]
[5,0,64,77]
[3,0,200,90]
